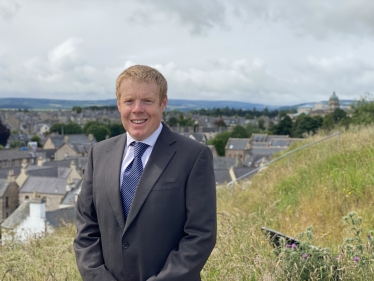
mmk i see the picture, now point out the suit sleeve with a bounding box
[73,147,117,281]
[147,145,217,281]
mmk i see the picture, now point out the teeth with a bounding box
[132,120,146,124]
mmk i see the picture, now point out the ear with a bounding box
[161,97,168,112]
[117,98,121,111]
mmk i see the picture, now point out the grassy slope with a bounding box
[1,125,374,280]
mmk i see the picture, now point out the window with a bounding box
[5,197,9,208]
[25,196,29,200]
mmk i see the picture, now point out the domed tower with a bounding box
[328,92,340,113]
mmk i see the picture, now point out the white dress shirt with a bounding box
[119,123,163,186]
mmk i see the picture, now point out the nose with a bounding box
[131,101,144,113]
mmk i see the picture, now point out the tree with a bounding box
[257,117,265,130]
[332,108,347,123]
[49,123,64,134]
[230,125,249,138]
[292,115,321,138]
[167,117,178,127]
[30,135,42,147]
[246,123,259,136]
[321,114,335,131]
[72,106,83,114]
[0,120,10,146]
[64,122,83,134]
[214,119,227,128]
[208,131,231,156]
[339,116,352,130]
[179,117,195,127]
[272,114,293,135]
[49,122,82,134]
[108,123,125,137]
[83,121,102,134]
[351,94,374,125]
[0,144,4,150]
[86,124,111,142]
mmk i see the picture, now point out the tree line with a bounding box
[208,94,374,156]
[190,106,287,119]
[49,121,125,142]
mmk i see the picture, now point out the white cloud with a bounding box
[0,0,20,20]
[130,0,228,35]
[1,0,374,105]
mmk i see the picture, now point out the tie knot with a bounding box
[132,142,149,158]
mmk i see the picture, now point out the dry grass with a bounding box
[2,125,374,280]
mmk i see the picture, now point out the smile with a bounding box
[131,119,147,124]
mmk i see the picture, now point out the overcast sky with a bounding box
[1,0,374,106]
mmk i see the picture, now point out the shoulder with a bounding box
[91,134,125,152]
[161,125,208,152]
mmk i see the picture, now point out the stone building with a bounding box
[328,92,340,113]
[0,171,19,222]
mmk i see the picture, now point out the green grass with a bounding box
[2,125,374,280]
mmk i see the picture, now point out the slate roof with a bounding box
[1,202,75,229]
[250,147,285,156]
[214,169,232,185]
[0,150,34,160]
[19,176,67,195]
[43,157,88,170]
[252,142,268,148]
[234,167,256,179]
[271,139,290,147]
[46,206,76,227]
[1,201,29,229]
[26,166,70,178]
[189,133,206,143]
[48,134,96,148]
[213,157,236,170]
[251,134,268,143]
[0,179,9,197]
[226,138,250,150]
[61,180,82,205]
[0,167,21,179]
[245,154,272,167]
[36,149,56,159]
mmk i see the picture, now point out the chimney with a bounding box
[7,170,15,183]
[37,156,44,167]
[29,196,46,219]
[88,134,94,141]
[64,135,69,144]
[66,177,73,192]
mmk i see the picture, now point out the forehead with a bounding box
[119,79,159,98]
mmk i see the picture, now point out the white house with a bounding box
[1,197,75,243]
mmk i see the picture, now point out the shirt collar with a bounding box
[126,123,163,148]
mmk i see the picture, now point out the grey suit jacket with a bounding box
[74,124,217,281]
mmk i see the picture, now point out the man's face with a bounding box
[117,79,167,141]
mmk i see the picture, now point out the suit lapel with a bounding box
[105,134,127,230]
[124,125,176,233]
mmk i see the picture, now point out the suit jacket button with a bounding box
[122,242,129,249]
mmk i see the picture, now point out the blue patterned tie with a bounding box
[121,141,149,217]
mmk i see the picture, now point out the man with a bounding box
[74,65,216,281]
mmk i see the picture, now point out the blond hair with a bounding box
[116,65,168,103]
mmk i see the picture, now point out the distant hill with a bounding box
[0,98,277,111]
[0,97,356,112]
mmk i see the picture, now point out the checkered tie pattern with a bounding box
[121,141,149,217]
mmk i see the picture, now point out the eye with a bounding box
[143,99,154,105]
[124,99,134,104]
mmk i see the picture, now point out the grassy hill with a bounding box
[1,125,374,280]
